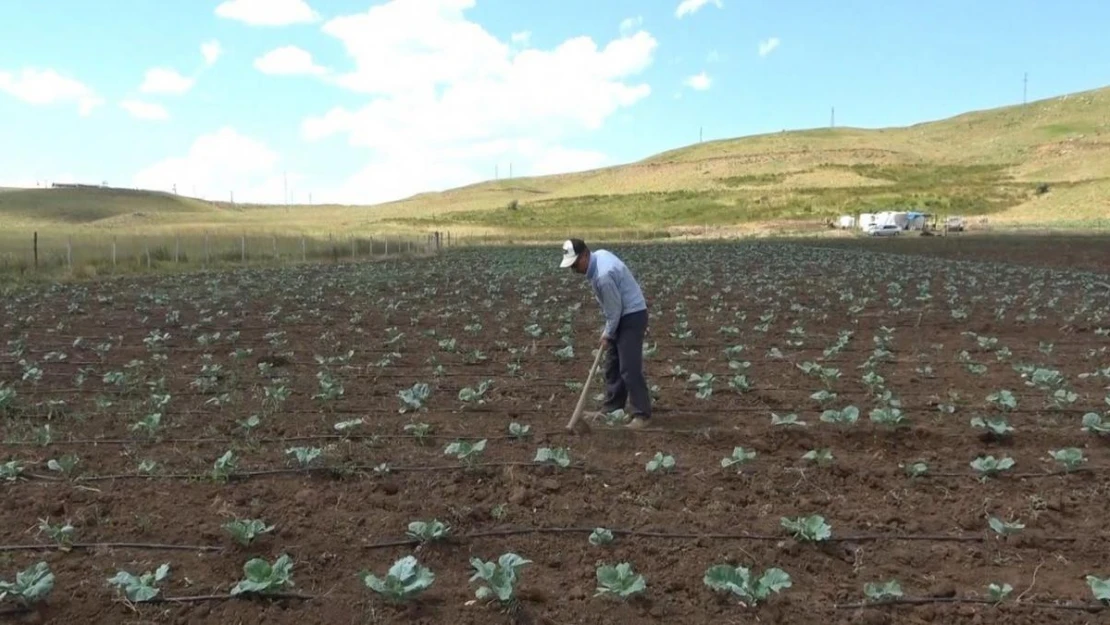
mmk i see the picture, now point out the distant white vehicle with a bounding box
[945,216,965,232]
[865,223,901,237]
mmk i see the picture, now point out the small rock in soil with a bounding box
[379,482,400,496]
[567,586,587,601]
[509,486,530,505]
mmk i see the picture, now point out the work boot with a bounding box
[626,417,649,429]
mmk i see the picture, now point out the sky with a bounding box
[1,0,1109,206]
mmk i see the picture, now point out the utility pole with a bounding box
[830,106,835,128]
[495,164,499,180]
[509,162,513,179]
[699,126,703,143]
[1023,72,1028,105]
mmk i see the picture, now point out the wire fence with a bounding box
[0,230,457,278]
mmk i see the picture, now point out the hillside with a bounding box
[3,84,1109,239]
[384,84,1110,234]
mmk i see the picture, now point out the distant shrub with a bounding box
[507,199,519,211]
[1035,183,1050,195]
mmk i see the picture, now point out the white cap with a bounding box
[559,239,580,268]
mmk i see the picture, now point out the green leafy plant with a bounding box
[0,562,54,606]
[534,447,570,468]
[864,579,903,601]
[720,447,756,471]
[406,520,450,543]
[107,564,170,602]
[703,564,791,606]
[780,515,831,542]
[645,451,675,472]
[589,528,614,546]
[361,556,435,603]
[231,554,294,596]
[223,518,274,546]
[1048,447,1086,471]
[469,553,530,603]
[444,439,487,467]
[596,562,646,598]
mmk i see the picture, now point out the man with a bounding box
[560,238,651,429]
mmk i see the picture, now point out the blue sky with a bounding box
[1,0,1108,205]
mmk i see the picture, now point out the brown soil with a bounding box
[1,239,1109,625]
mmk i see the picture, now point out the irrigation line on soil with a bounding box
[15,464,1110,485]
[152,592,316,604]
[19,462,605,483]
[832,597,1105,612]
[0,542,222,553]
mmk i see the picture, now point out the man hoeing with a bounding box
[560,238,652,429]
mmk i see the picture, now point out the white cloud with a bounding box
[202,40,223,66]
[684,71,711,91]
[133,127,288,203]
[254,46,329,76]
[0,68,103,115]
[758,37,781,57]
[215,0,320,26]
[120,99,169,121]
[300,0,657,204]
[140,68,195,95]
[675,0,722,18]
[510,31,530,44]
[619,16,643,35]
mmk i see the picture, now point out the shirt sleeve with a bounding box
[595,275,623,339]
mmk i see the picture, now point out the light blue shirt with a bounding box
[586,249,647,339]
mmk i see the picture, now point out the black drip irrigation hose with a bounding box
[0,525,1097,555]
[833,597,1105,612]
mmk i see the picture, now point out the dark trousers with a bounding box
[603,309,651,419]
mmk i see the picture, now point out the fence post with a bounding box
[174,234,180,264]
[204,232,210,268]
[145,240,151,269]
[384,239,389,256]
[351,236,356,259]
[301,235,306,262]
[112,236,117,270]
[66,237,73,272]
[33,232,38,272]
[240,234,246,263]
[369,237,374,257]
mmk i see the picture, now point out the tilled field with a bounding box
[2,240,1109,624]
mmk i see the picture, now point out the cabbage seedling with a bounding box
[231,554,294,596]
[508,422,531,439]
[589,528,614,546]
[864,579,903,601]
[1086,575,1110,602]
[469,553,530,603]
[970,455,1014,480]
[645,452,675,473]
[406,520,450,543]
[986,582,1012,603]
[720,447,756,472]
[596,562,646,598]
[223,519,274,546]
[780,515,831,542]
[0,562,54,606]
[107,563,169,602]
[703,564,791,606]
[361,556,434,603]
[1048,448,1086,472]
[534,447,570,468]
[988,516,1024,536]
[444,439,486,468]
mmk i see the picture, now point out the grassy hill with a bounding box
[3,84,1109,243]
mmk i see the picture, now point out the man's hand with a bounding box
[599,336,610,349]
